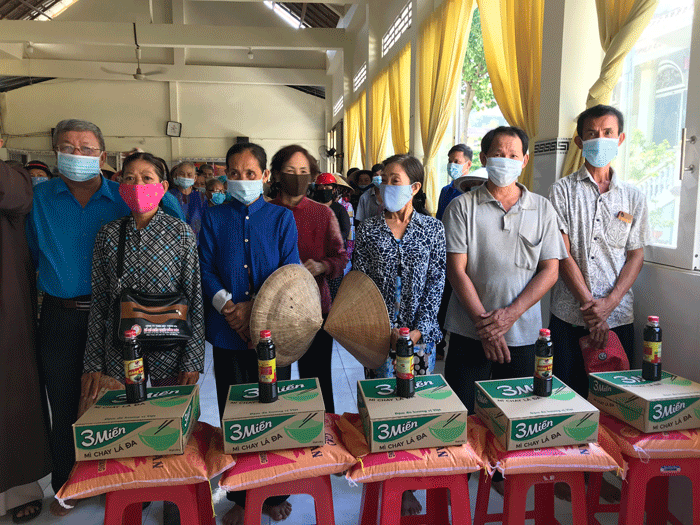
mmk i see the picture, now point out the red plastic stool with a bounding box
[473,469,588,525]
[243,475,336,525]
[587,455,700,525]
[103,480,214,525]
[358,474,472,525]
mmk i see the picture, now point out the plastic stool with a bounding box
[473,469,588,525]
[587,455,700,525]
[358,474,472,525]
[244,475,336,525]
[103,480,214,525]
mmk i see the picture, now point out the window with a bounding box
[382,1,412,57]
[333,96,343,117]
[611,0,700,269]
[263,1,311,29]
[353,63,367,93]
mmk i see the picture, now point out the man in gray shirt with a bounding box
[549,105,649,398]
[443,126,567,414]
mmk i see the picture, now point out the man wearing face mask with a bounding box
[355,167,386,223]
[169,161,207,239]
[436,144,477,221]
[549,105,649,399]
[442,126,567,417]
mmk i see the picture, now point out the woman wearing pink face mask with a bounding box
[80,152,205,405]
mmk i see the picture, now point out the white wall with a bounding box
[3,78,325,165]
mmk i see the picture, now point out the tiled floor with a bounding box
[0,342,620,524]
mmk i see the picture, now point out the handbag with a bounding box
[113,218,193,349]
[579,331,630,374]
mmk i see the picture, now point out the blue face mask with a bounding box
[372,175,382,186]
[31,176,49,186]
[358,184,370,191]
[380,183,415,212]
[175,176,195,189]
[56,152,101,182]
[582,138,619,168]
[227,179,263,205]
[447,163,463,180]
[217,175,227,183]
[210,193,226,205]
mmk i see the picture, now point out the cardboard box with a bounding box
[221,378,325,454]
[357,374,468,453]
[475,376,599,451]
[73,385,200,461]
[588,370,700,433]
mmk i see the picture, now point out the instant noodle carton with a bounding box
[588,370,700,433]
[73,384,200,461]
[475,376,599,451]
[357,374,468,453]
[221,378,325,454]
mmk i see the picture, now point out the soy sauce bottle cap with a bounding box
[399,327,410,337]
[124,329,138,339]
[648,316,659,323]
[260,330,272,339]
[539,328,551,337]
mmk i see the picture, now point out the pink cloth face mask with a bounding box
[119,183,166,213]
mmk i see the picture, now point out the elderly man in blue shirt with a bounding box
[199,142,300,525]
[25,119,184,516]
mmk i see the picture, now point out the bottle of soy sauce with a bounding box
[395,327,415,398]
[642,316,662,382]
[533,328,553,397]
[257,330,278,403]
[123,330,147,403]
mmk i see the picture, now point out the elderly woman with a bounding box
[169,161,207,238]
[81,152,205,401]
[352,154,445,516]
[270,145,347,414]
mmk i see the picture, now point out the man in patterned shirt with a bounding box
[549,105,650,399]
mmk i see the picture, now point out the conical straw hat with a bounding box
[250,264,323,366]
[324,271,391,369]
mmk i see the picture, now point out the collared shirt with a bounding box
[355,188,382,222]
[353,211,446,344]
[271,196,347,314]
[443,183,567,346]
[549,165,650,328]
[26,176,130,298]
[436,182,463,221]
[26,176,186,299]
[83,209,205,379]
[199,197,300,350]
[169,187,207,239]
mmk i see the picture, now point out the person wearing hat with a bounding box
[333,173,356,266]
[199,142,300,525]
[270,145,347,415]
[352,153,445,516]
[25,160,53,186]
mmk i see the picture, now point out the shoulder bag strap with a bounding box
[116,217,129,280]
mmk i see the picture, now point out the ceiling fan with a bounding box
[101,22,165,81]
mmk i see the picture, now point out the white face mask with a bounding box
[56,152,101,182]
[485,157,523,187]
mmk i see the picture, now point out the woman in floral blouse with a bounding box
[353,154,446,379]
[81,152,205,401]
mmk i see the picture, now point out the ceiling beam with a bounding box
[0,59,326,86]
[0,20,347,50]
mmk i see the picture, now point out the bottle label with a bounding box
[396,355,414,380]
[124,358,145,385]
[534,356,553,379]
[258,358,277,383]
[643,341,662,364]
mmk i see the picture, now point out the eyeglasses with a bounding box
[56,144,102,156]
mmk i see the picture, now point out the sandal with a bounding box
[12,500,42,524]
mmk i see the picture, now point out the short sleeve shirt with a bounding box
[443,183,567,346]
[549,165,650,328]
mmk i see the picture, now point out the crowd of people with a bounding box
[0,103,650,523]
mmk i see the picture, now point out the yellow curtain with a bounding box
[344,100,361,169]
[358,91,367,167]
[477,0,543,189]
[388,42,411,155]
[419,0,474,215]
[560,0,658,177]
[371,70,391,165]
